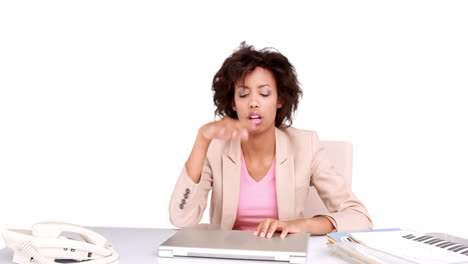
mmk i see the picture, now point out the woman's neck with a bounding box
[241,126,276,161]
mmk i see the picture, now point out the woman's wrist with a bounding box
[197,127,212,145]
[198,123,215,142]
[303,216,334,235]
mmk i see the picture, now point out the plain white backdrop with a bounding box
[1,0,467,248]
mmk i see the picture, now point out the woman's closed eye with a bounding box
[238,92,270,98]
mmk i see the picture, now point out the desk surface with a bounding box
[0,227,348,264]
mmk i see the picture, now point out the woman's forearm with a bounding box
[185,131,211,184]
[304,216,335,235]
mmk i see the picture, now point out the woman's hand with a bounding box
[199,117,256,141]
[186,117,256,184]
[254,218,311,238]
[254,216,334,238]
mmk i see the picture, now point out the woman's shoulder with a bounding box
[278,126,320,140]
[277,126,322,155]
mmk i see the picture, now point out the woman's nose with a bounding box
[249,99,259,108]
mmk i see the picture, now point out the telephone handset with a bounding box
[2,222,119,264]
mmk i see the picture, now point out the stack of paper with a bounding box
[327,228,400,245]
[327,229,468,264]
[327,228,416,264]
[349,230,468,264]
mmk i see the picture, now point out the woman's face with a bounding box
[233,67,283,135]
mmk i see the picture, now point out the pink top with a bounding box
[233,153,278,231]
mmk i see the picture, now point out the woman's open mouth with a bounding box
[248,112,263,125]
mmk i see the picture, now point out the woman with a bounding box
[169,42,372,238]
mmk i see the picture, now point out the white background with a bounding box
[1,0,467,248]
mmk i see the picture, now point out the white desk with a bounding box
[0,227,348,264]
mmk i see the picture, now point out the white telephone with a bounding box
[2,222,119,264]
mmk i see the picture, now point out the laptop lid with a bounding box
[158,229,309,263]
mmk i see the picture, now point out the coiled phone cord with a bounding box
[18,240,119,264]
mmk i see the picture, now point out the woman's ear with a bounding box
[232,102,237,111]
[277,97,284,109]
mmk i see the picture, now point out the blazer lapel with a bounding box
[275,128,296,221]
[221,139,241,230]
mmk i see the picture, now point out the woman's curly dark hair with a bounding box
[212,42,303,128]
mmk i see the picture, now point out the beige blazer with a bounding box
[169,127,373,232]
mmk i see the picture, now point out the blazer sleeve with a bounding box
[169,158,213,228]
[309,132,373,232]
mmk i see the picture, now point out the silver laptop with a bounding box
[158,229,309,263]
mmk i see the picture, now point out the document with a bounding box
[349,230,468,264]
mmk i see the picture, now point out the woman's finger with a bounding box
[240,128,249,140]
[266,220,280,238]
[254,221,263,236]
[231,128,239,139]
[216,127,228,139]
[259,218,273,238]
[254,220,268,236]
[206,116,256,141]
[280,226,290,238]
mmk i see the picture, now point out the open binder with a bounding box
[327,229,468,264]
